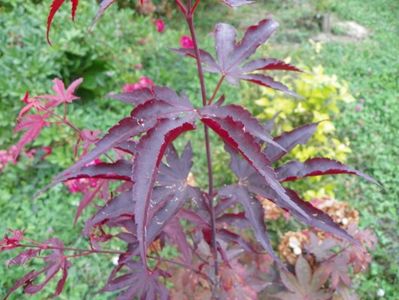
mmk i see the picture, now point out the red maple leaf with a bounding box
[0,230,24,252]
[17,92,44,120]
[40,78,83,108]
[13,114,49,161]
[47,0,80,44]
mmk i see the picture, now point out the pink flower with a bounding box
[122,76,154,93]
[122,83,141,93]
[154,19,165,33]
[40,78,83,108]
[180,35,194,49]
[138,76,154,87]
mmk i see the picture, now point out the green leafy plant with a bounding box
[255,64,355,199]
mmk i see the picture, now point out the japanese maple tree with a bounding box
[1,0,379,299]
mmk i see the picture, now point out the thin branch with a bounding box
[38,104,81,134]
[190,0,201,15]
[148,255,214,284]
[185,13,219,292]
[17,243,124,255]
[208,75,225,105]
[175,0,187,14]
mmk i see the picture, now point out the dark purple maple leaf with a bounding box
[132,116,197,269]
[174,18,300,96]
[218,185,281,264]
[46,86,194,191]
[102,262,169,300]
[304,232,337,261]
[200,116,309,220]
[321,255,352,289]
[5,238,71,299]
[277,256,331,300]
[223,147,355,244]
[145,143,202,252]
[83,142,200,262]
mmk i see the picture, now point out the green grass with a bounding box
[0,0,398,299]
[325,1,399,296]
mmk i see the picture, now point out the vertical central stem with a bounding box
[186,14,219,291]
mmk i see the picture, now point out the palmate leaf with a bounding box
[224,147,356,243]
[84,142,199,258]
[13,114,49,161]
[5,239,71,299]
[174,18,300,96]
[48,117,154,189]
[102,262,168,300]
[200,115,308,219]
[222,114,378,241]
[146,143,201,243]
[218,185,279,262]
[132,115,196,269]
[277,256,331,300]
[47,86,194,190]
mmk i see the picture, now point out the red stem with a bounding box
[208,76,225,104]
[190,0,201,14]
[185,12,219,291]
[175,0,187,14]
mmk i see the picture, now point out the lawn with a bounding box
[0,0,397,299]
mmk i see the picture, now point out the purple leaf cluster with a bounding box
[2,0,379,299]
